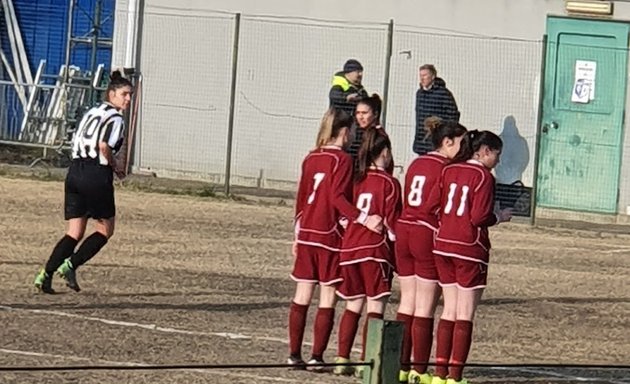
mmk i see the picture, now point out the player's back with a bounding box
[435,160,496,262]
[295,146,353,250]
[341,168,401,264]
[399,152,448,230]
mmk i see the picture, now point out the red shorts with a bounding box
[337,261,393,300]
[395,223,439,282]
[434,255,487,290]
[291,244,341,286]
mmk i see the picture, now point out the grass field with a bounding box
[0,176,628,383]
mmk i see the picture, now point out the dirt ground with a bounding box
[0,175,629,384]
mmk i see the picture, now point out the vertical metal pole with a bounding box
[88,0,102,105]
[381,19,394,127]
[530,34,548,226]
[63,0,74,84]
[224,13,241,196]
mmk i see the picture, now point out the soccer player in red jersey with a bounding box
[288,108,383,369]
[431,130,512,384]
[395,117,467,384]
[333,126,402,377]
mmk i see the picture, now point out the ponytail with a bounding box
[453,129,502,162]
[355,126,391,181]
[424,116,468,150]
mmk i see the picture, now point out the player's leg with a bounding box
[433,256,458,382]
[288,244,318,367]
[308,248,342,367]
[35,169,86,293]
[334,296,364,375]
[394,224,416,379]
[410,228,442,383]
[448,260,486,382]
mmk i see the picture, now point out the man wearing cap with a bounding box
[329,59,369,117]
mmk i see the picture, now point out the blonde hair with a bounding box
[315,108,353,148]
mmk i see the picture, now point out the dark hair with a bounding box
[424,116,467,150]
[419,64,437,77]
[355,126,391,181]
[105,70,132,101]
[453,130,503,163]
[357,93,382,120]
[316,108,353,147]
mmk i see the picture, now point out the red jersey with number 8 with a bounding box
[340,168,402,265]
[295,146,361,251]
[434,160,498,263]
[398,152,448,230]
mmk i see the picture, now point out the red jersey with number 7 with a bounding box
[398,152,449,231]
[295,146,362,251]
[340,168,402,266]
[434,160,498,264]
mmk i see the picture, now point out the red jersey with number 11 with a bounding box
[434,160,498,264]
[295,146,361,251]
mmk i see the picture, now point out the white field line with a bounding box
[0,305,361,353]
[0,348,301,383]
[1,305,627,384]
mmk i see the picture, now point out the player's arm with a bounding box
[101,118,126,177]
[331,156,363,222]
[294,161,308,225]
[384,180,403,241]
[470,175,498,227]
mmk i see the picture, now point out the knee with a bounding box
[318,285,338,308]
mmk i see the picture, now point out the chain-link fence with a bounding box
[129,6,547,218]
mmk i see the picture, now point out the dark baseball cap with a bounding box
[343,59,363,73]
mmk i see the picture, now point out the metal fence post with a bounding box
[381,19,394,128]
[530,34,548,226]
[225,13,241,196]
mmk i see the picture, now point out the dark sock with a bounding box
[361,312,383,361]
[396,312,414,371]
[449,320,474,381]
[310,307,335,361]
[69,232,108,269]
[337,310,361,359]
[411,316,434,373]
[288,302,309,358]
[434,319,455,379]
[44,235,78,274]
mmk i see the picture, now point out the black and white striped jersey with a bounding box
[71,103,125,166]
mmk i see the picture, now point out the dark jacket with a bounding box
[414,77,460,155]
[329,71,369,117]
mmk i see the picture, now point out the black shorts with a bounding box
[64,160,115,220]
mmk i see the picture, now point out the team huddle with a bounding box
[288,100,511,384]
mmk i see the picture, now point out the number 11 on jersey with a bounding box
[443,183,469,216]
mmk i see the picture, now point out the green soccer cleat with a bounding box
[34,269,54,294]
[408,370,433,384]
[446,379,469,384]
[332,356,353,376]
[354,365,365,379]
[399,370,409,383]
[57,259,80,292]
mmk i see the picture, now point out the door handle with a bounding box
[542,121,558,133]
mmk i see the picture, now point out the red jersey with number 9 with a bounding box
[340,168,402,265]
[295,146,361,251]
[398,152,449,231]
[434,160,498,263]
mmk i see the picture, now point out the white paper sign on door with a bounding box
[571,60,596,104]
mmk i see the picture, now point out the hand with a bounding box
[497,208,513,223]
[338,217,349,230]
[346,93,360,102]
[364,214,383,233]
[114,161,127,180]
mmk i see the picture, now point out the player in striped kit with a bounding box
[395,117,467,384]
[333,126,402,378]
[289,108,383,368]
[34,70,132,294]
[431,130,512,384]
